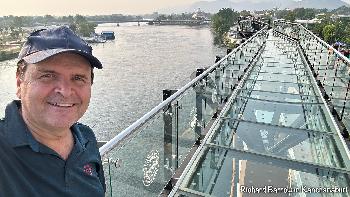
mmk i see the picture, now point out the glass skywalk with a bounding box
[171,32,350,197]
[99,23,350,197]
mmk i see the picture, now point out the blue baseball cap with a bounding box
[18,26,102,69]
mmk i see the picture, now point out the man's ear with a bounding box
[16,75,22,99]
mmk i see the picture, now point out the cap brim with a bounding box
[22,49,103,69]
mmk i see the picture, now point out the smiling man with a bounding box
[0,26,105,196]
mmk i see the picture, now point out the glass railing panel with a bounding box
[307,50,335,68]
[104,160,113,196]
[199,58,249,126]
[203,71,224,103]
[333,61,350,81]
[324,85,348,100]
[317,76,348,89]
[232,50,249,67]
[175,87,201,166]
[181,146,350,197]
[102,84,207,196]
[317,76,348,93]
[103,109,170,197]
[335,106,350,131]
[193,78,217,129]
[214,75,236,98]
[201,96,216,129]
[210,118,347,168]
[332,99,350,111]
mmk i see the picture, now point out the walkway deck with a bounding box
[170,31,350,197]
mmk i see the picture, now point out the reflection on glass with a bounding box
[211,119,346,168]
[185,147,350,197]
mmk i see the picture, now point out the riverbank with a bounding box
[0,45,20,61]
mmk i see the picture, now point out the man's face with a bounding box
[16,52,92,132]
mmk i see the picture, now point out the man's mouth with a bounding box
[48,102,75,108]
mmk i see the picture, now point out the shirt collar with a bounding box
[71,123,88,151]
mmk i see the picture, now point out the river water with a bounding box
[0,22,224,141]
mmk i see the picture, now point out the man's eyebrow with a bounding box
[36,69,57,73]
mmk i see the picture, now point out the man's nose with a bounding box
[54,78,73,97]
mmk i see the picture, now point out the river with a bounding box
[0,22,225,141]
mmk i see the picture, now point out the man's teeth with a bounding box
[51,103,74,107]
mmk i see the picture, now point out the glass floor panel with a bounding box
[261,63,302,68]
[253,72,309,84]
[238,89,322,104]
[182,146,350,197]
[259,66,306,75]
[253,62,307,76]
[227,98,336,133]
[210,119,346,168]
[248,71,311,84]
[242,79,314,95]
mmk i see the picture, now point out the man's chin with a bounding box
[45,117,79,130]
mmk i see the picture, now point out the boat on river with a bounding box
[83,35,106,43]
[101,31,115,40]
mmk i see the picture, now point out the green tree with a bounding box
[212,8,239,39]
[294,8,315,20]
[70,15,97,37]
[323,24,336,43]
[240,10,251,18]
[284,11,296,22]
[156,15,167,21]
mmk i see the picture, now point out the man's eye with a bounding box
[40,74,55,79]
[74,76,86,82]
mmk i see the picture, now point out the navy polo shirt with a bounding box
[0,101,106,196]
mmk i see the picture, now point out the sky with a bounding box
[0,0,200,16]
[1,0,350,16]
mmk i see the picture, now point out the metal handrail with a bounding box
[99,25,269,156]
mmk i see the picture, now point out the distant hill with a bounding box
[286,0,348,10]
[332,5,350,15]
[158,0,349,14]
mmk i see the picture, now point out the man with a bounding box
[0,26,105,196]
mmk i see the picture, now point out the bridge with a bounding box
[89,19,211,25]
[99,20,350,196]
